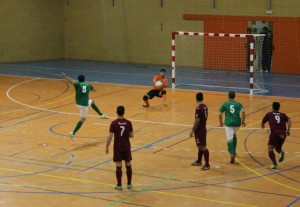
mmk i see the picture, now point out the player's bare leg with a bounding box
[125,161,133,189]
[114,162,123,190]
[160,90,168,106]
[268,145,278,169]
[199,145,210,170]
[70,118,86,140]
[91,101,108,119]
[143,95,150,107]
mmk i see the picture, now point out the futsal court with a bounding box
[0,60,299,207]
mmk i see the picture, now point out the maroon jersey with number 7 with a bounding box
[109,118,133,152]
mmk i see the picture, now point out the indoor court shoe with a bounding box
[279,151,285,163]
[114,185,123,190]
[191,161,202,166]
[69,131,74,141]
[230,156,235,164]
[270,164,278,169]
[100,114,109,119]
[163,102,168,106]
[142,104,150,108]
[201,164,210,171]
[127,184,133,189]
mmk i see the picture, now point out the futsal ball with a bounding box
[155,81,163,87]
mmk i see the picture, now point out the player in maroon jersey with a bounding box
[261,102,291,169]
[189,92,210,170]
[105,106,134,190]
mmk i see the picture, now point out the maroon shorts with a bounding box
[194,128,207,146]
[113,150,132,162]
[268,131,286,147]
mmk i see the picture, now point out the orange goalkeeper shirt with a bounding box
[152,75,168,90]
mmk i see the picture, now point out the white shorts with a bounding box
[225,126,240,140]
[77,99,92,118]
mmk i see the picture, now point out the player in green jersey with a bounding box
[61,72,108,139]
[219,91,246,164]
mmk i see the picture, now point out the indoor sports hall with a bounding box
[0,1,299,207]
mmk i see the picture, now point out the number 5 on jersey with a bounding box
[230,105,235,113]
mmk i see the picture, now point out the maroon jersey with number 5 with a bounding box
[109,118,133,152]
[262,112,289,134]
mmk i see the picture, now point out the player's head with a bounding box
[196,92,203,102]
[272,102,280,111]
[117,106,125,116]
[160,68,166,77]
[228,91,235,99]
[78,75,85,82]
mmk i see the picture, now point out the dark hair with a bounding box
[78,74,85,82]
[228,91,235,99]
[273,102,280,111]
[160,68,166,73]
[117,106,125,116]
[196,92,203,102]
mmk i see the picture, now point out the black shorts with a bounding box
[147,90,162,99]
[268,131,286,147]
[113,150,132,162]
[194,128,207,146]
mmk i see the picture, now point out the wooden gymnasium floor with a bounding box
[0,75,300,207]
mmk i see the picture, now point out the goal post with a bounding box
[171,31,266,95]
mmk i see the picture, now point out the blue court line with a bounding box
[1,112,57,129]
[81,127,191,172]
[286,197,300,207]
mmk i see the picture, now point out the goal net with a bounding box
[171,31,267,95]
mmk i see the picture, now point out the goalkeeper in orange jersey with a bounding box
[142,68,168,107]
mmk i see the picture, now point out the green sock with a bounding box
[73,121,83,135]
[227,140,235,156]
[91,103,103,116]
[233,136,237,154]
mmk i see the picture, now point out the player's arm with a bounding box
[129,131,134,138]
[163,78,168,88]
[218,112,223,127]
[61,72,76,85]
[105,132,113,154]
[261,114,268,129]
[241,108,246,127]
[190,118,200,137]
[287,118,291,136]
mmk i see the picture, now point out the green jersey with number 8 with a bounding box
[74,82,93,106]
[219,100,244,127]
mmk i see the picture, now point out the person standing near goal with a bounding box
[61,72,108,139]
[142,68,168,107]
[106,106,134,190]
[261,102,291,169]
[219,91,246,164]
[190,92,210,170]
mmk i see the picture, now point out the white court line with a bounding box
[6,78,300,130]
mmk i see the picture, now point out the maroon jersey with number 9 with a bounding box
[262,112,289,134]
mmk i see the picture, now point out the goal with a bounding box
[171,31,267,95]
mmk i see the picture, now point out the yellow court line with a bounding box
[0,166,257,207]
[237,112,300,193]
